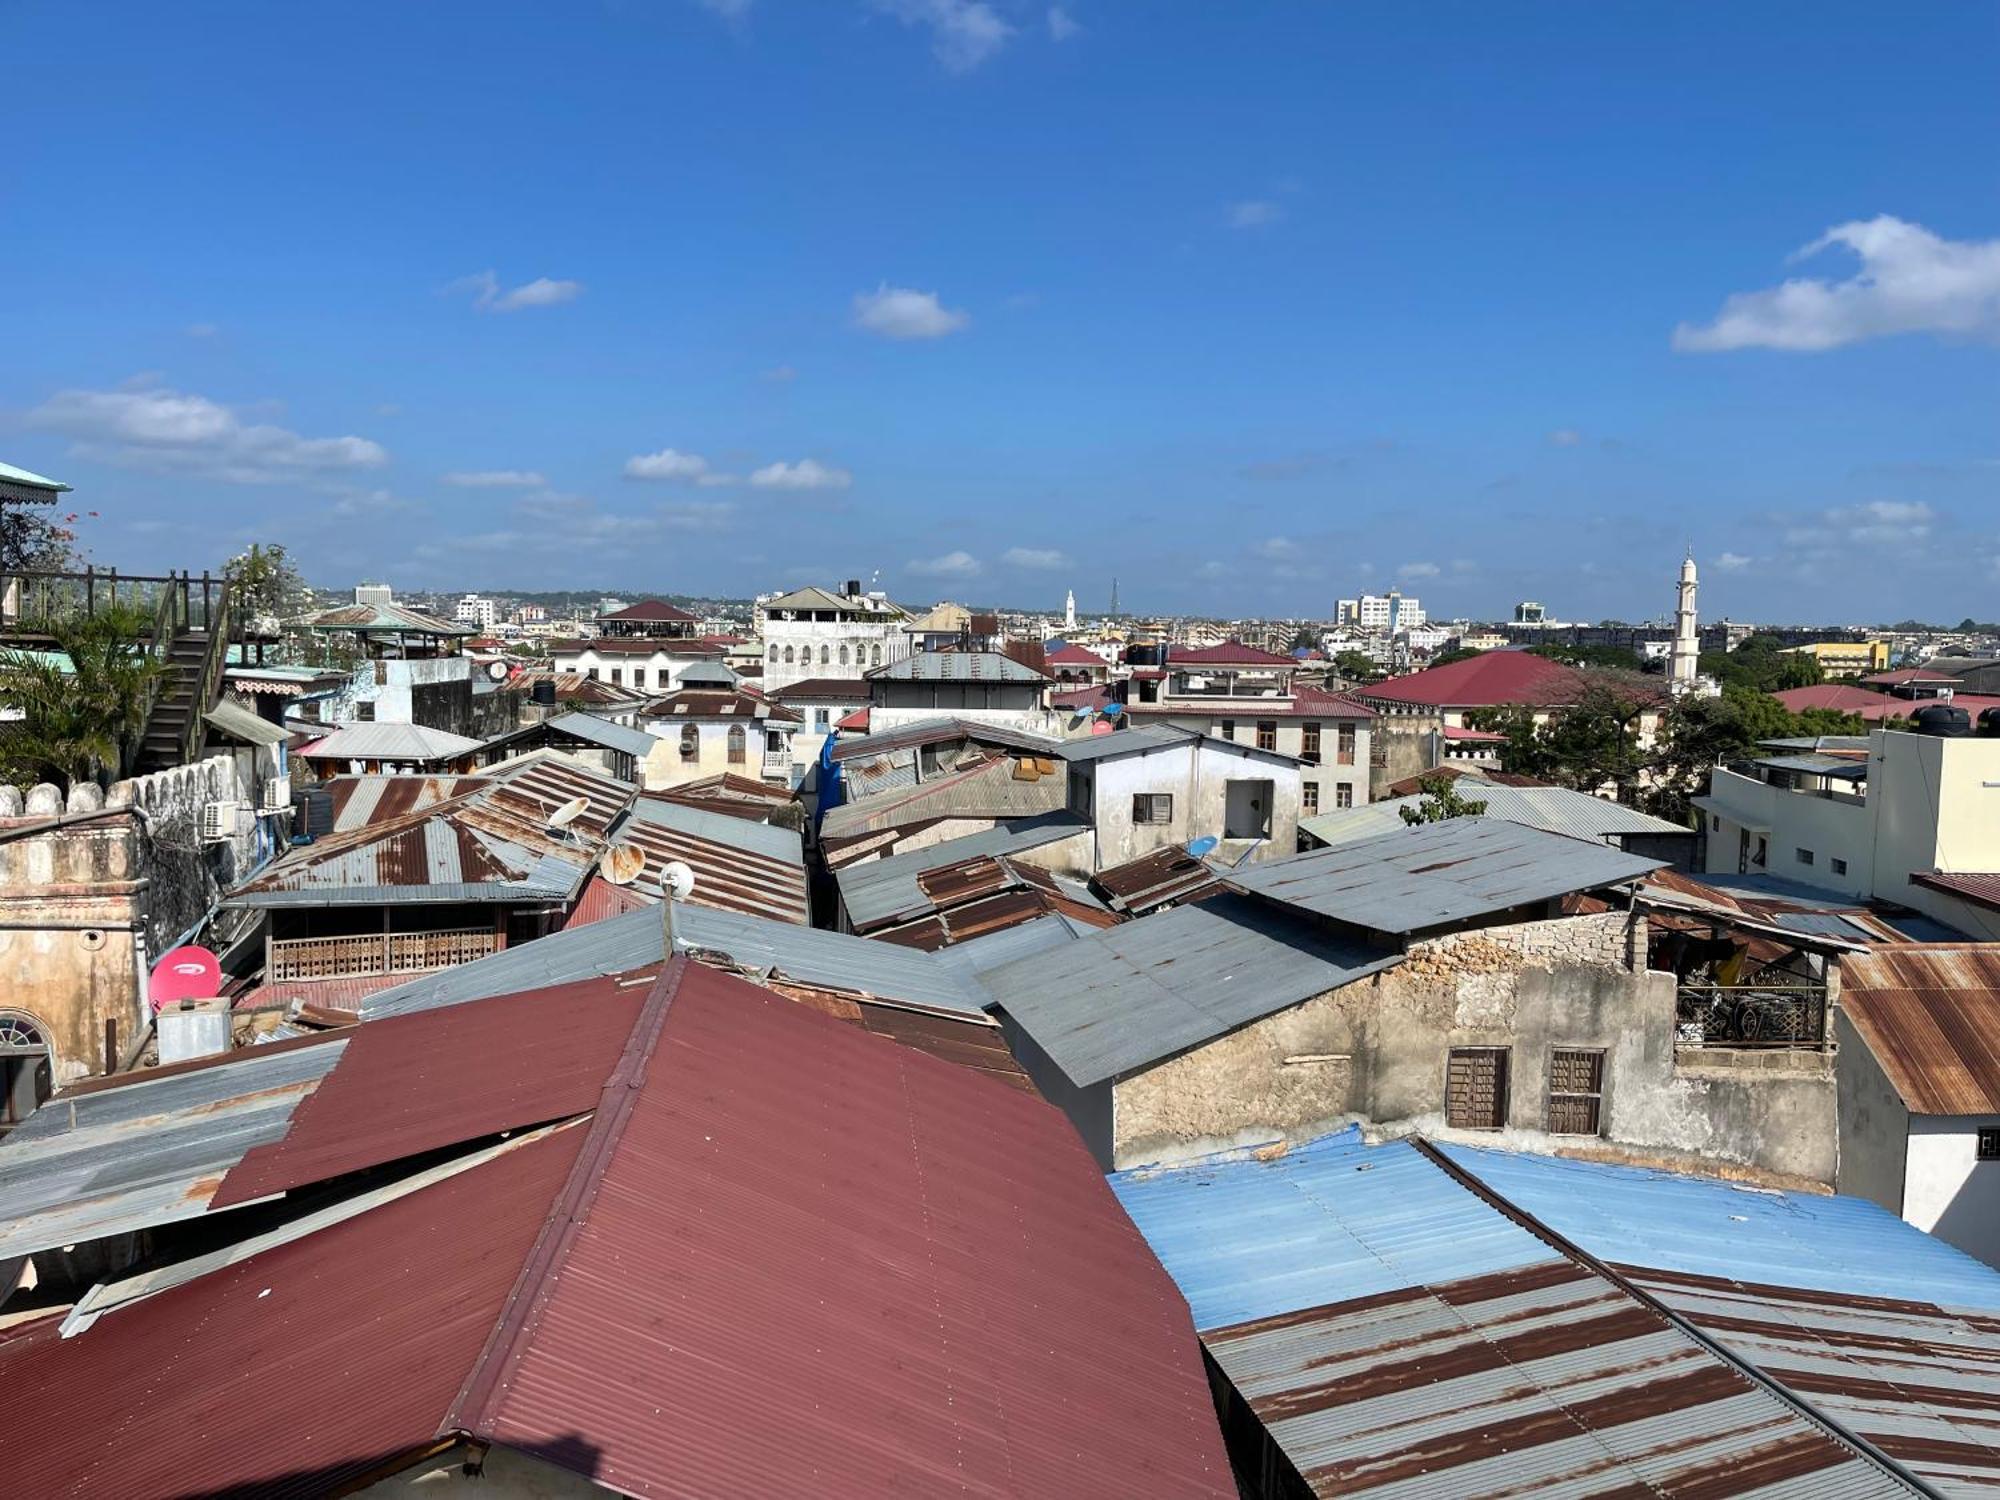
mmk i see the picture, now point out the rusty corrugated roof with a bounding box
[1840,945,2000,1114]
[1090,842,1220,915]
[1911,871,2000,914]
[613,795,810,922]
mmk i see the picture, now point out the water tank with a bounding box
[1979,707,2000,738]
[1912,703,1971,738]
[293,784,335,838]
[158,1001,231,1065]
[532,678,557,707]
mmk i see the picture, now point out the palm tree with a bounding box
[0,605,168,791]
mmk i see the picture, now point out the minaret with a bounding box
[1064,588,1077,631]
[1669,551,1700,696]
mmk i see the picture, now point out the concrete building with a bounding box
[637,683,800,789]
[1837,945,2000,1267]
[453,593,497,630]
[1059,726,1302,866]
[1336,590,1425,633]
[1781,638,1893,679]
[1669,552,1700,696]
[865,651,1054,733]
[758,582,909,692]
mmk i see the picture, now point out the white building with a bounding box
[353,583,393,609]
[1669,553,1700,696]
[759,582,910,692]
[454,594,497,630]
[637,679,802,789]
[1335,591,1425,633]
[1060,726,1303,865]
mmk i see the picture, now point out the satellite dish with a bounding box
[1101,702,1123,718]
[1186,835,1219,859]
[601,842,647,886]
[1089,718,1114,736]
[546,795,592,831]
[660,859,697,901]
[486,659,509,682]
[1071,704,1092,720]
[149,945,222,1011]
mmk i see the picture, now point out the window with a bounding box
[1979,1128,2000,1162]
[727,724,747,764]
[1302,782,1319,816]
[872,644,883,666]
[1831,857,1848,876]
[586,666,599,680]
[784,645,795,665]
[820,644,831,665]
[1337,723,1357,766]
[1445,1048,1508,1131]
[609,668,622,686]
[1256,720,1277,752]
[768,644,778,663]
[1546,1049,1605,1136]
[0,1011,53,1129]
[815,708,830,729]
[355,700,375,722]
[1335,783,1354,810]
[679,725,699,760]
[1796,847,1815,867]
[1302,722,1321,763]
[1219,719,1235,741]
[1069,770,1094,816]
[1710,814,1720,832]
[632,668,647,691]
[1132,792,1174,824]
[838,644,849,666]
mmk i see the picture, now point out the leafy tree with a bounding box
[1643,685,1865,823]
[1288,628,1319,652]
[0,500,87,572]
[226,543,321,663]
[0,605,169,791]
[1527,642,1643,671]
[1427,647,1483,669]
[1701,633,1824,693]
[1332,650,1384,684]
[1399,772,1488,825]
[1467,670,1657,798]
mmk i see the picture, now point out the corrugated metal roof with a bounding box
[1111,1133,1546,1330]
[1911,872,2000,915]
[466,963,1232,1499]
[0,1038,347,1263]
[201,696,288,745]
[613,795,809,922]
[1757,752,1871,780]
[836,813,1089,932]
[323,773,486,832]
[1224,817,1664,935]
[0,458,71,492]
[817,751,1066,839]
[1443,1145,2000,1312]
[986,892,1403,1087]
[363,902,991,1020]
[1091,843,1221,914]
[295,721,484,761]
[1838,945,2000,1115]
[828,715,1062,762]
[1057,725,1198,762]
[869,649,1050,683]
[307,600,474,635]
[1303,783,1689,850]
[930,911,1092,983]
[539,709,658,758]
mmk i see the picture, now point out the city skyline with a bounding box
[5,3,1996,618]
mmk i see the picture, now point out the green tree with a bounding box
[1427,647,1483,669]
[1527,642,1643,671]
[0,499,86,572]
[0,605,169,791]
[1467,671,1656,797]
[1333,650,1384,684]
[1643,685,1865,823]
[1399,772,1488,825]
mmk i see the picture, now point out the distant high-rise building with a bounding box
[354,583,393,608]
[455,593,497,630]
[1513,601,1546,624]
[1336,591,1424,633]
[1669,553,1700,695]
[1109,577,1120,617]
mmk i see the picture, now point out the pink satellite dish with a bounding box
[150,945,222,1010]
[1089,718,1115,735]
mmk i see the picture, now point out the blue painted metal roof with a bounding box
[1110,1132,1547,1331]
[1443,1144,2000,1313]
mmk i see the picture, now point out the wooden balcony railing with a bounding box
[267,927,501,983]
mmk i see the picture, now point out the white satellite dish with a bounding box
[486,659,510,682]
[601,842,647,886]
[660,859,697,901]
[546,795,592,831]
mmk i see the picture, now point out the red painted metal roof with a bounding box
[600,599,699,623]
[1361,650,1583,709]
[1169,639,1297,666]
[1045,642,1106,666]
[1911,871,2000,914]
[211,976,651,1207]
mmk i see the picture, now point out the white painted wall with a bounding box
[552,646,715,696]
[637,717,794,789]
[1904,1115,2000,1267]
[1075,739,1302,866]
[761,614,908,691]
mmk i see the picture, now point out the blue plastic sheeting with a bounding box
[1110,1132,1547,1332]
[1444,1145,2000,1313]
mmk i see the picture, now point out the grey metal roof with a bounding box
[1302,782,1689,850]
[828,716,1061,763]
[1224,817,1664,935]
[362,903,990,1020]
[835,813,1089,932]
[868,651,1049,684]
[202,697,288,746]
[929,912,1092,985]
[983,893,1403,1087]
[296,722,484,761]
[818,753,1066,840]
[1055,726,1196,762]
[0,1039,347,1263]
[543,711,658,758]
[673,660,739,687]
[1754,753,1869,781]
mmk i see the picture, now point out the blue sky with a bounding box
[5,2,1996,623]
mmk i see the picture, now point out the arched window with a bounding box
[820,644,831,665]
[871,644,883,666]
[838,644,849,666]
[679,725,699,760]
[727,724,747,764]
[784,645,795,664]
[0,1011,53,1128]
[768,644,778,663]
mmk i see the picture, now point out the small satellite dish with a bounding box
[149,945,222,1011]
[1071,704,1092,720]
[660,859,697,901]
[1186,835,1219,859]
[1102,702,1123,718]
[486,659,510,682]
[602,842,647,886]
[546,795,592,831]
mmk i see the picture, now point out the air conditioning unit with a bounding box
[259,775,292,812]
[199,800,242,843]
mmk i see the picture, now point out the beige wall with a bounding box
[637,719,791,790]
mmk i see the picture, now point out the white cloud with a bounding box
[749,458,853,490]
[853,283,970,340]
[1823,499,1935,545]
[1548,427,1583,447]
[443,469,546,488]
[449,270,584,313]
[868,0,1013,72]
[1674,216,2000,352]
[1715,552,1753,571]
[1397,561,1440,580]
[624,448,716,483]
[908,548,982,578]
[1003,546,1071,570]
[1254,536,1300,560]
[1228,200,1284,230]
[28,384,387,484]
[1047,6,1080,40]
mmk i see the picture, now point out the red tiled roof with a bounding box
[600,599,699,623]
[1045,642,1106,666]
[640,688,803,723]
[836,705,870,731]
[1053,683,1119,710]
[1361,650,1582,709]
[1774,685,2000,722]
[1169,639,1297,667]
[1444,724,1508,741]
[771,676,872,701]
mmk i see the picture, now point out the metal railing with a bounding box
[1675,983,1830,1050]
[1,567,224,636]
[266,926,502,982]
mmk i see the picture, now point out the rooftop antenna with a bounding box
[659,858,696,955]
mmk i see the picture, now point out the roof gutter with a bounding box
[1413,1138,1943,1499]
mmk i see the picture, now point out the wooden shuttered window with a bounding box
[1546,1048,1605,1136]
[1445,1048,1508,1131]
